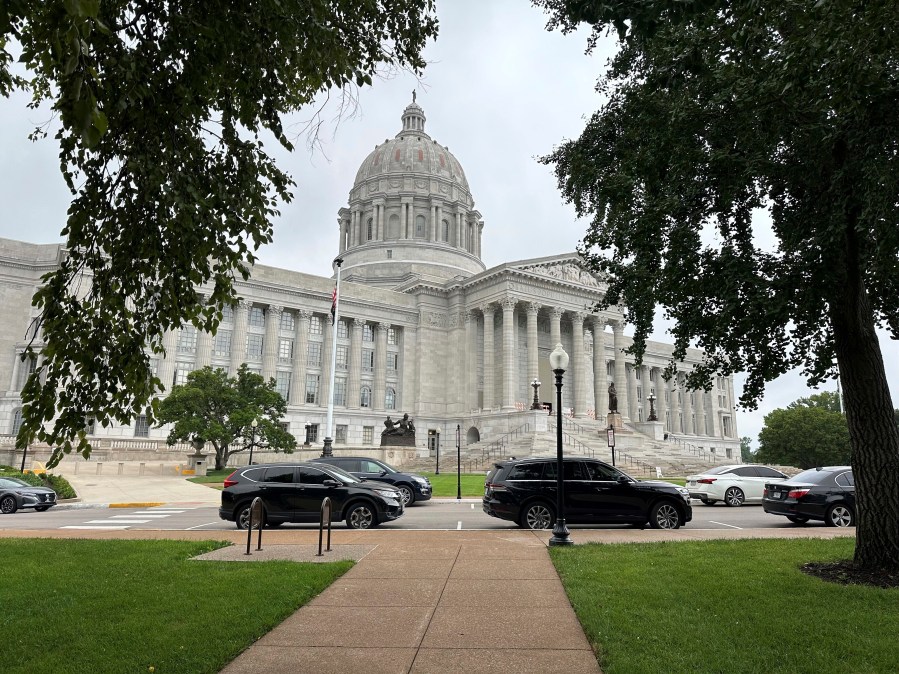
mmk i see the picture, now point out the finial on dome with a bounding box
[412,88,417,103]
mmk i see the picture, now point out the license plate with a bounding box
[770,492,781,499]
[687,481,695,486]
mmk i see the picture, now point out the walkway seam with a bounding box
[407,542,463,673]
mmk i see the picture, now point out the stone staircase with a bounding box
[410,416,727,479]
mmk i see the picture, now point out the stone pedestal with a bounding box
[186,452,208,476]
[380,434,416,447]
[607,412,624,431]
[634,421,665,441]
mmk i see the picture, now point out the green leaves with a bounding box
[757,403,850,469]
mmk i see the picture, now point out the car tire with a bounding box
[1,495,18,514]
[825,503,854,528]
[700,498,717,506]
[397,485,415,506]
[265,521,283,528]
[235,503,263,530]
[724,487,745,507]
[786,515,809,524]
[649,501,682,529]
[35,506,50,512]
[520,501,555,530]
[346,502,378,529]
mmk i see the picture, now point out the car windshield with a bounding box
[0,477,27,487]
[319,465,362,484]
[789,469,834,484]
[704,465,738,475]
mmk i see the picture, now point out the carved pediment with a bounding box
[519,262,600,287]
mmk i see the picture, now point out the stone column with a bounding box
[611,321,629,421]
[320,315,334,407]
[196,327,212,370]
[262,304,282,381]
[571,312,587,417]
[550,307,563,349]
[669,372,681,433]
[501,297,517,410]
[158,328,179,393]
[374,322,388,410]
[377,201,384,240]
[526,303,539,385]
[402,198,412,239]
[436,203,443,241]
[682,374,694,434]
[9,349,21,391]
[627,364,638,421]
[228,301,249,375]
[640,365,651,422]
[654,368,667,427]
[466,310,478,411]
[482,304,495,410]
[348,318,363,408]
[290,309,311,405]
[711,379,722,436]
[592,318,608,419]
[695,388,707,436]
[477,221,484,257]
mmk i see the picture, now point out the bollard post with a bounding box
[317,497,333,556]
[246,497,264,555]
[159,463,164,475]
[139,463,145,476]
[118,462,124,475]
[96,462,103,475]
[74,462,79,475]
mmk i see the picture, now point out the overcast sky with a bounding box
[1,0,896,447]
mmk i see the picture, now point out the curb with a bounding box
[109,502,165,508]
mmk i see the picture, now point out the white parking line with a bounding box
[187,522,221,530]
[61,525,131,530]
[129,513,175,517]
[87,519,151,524]
[709,520,743,529]
[470,503,475,509]
[457,521,463,530]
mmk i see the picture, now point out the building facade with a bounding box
[0,99,740,462]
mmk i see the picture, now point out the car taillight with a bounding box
[485,482,507,492]
[698,478,716,484]
[788,488,810,499]
[763,487,768,497]
[223,471,239,488]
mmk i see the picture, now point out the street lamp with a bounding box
[456,424,462,500]
[548,343,573,547]
[647,393,658,421]
[530,378,542,410]
[249,418,258,465]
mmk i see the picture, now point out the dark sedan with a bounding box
[763,466,855,527]
[310,456,431,505]
[0,476,57,514]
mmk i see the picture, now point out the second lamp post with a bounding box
[548,343,573,547]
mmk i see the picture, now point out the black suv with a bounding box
[310,456,432,505]
[483,457,693,529]
[219,462,404,529]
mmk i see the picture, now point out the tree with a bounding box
[739,436,753,463]
[536,0,899,572]
[757,406,850,469]
[789,391,842,414]
[157,365,295,471]
[0,1,437,465]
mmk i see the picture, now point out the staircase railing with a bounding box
[478,422,531,465]
[665,434,721,464]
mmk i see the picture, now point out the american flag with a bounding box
[330,287,337,319]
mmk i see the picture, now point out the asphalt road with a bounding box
[0,500,841,532]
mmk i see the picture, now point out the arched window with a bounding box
[415,215,426,238]
[442,219,449,242]
[387,213,400,239]
[367,218,373,241]
[11,408,23,435]
[385,387,396,410]
[360,386,372,408]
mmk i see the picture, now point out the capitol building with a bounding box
[0,98,740,469]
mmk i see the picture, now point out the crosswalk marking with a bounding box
[62,506,194,531]
[91,519,152,524]
[62,525,131,530]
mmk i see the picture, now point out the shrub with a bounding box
[0,470,77,499]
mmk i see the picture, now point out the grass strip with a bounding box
[0,539,351,674]
[550,537,897,674]
[420,471,486,497]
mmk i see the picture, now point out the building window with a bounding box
[221,305,233,324]
[336,345,348,370]
[309,316,322,335]
[363,324,374,342]
[280,311,295,332]
[442,219,449,241]
[362,349,374,373]
[387,353,398,372]
[174,364,194,387]
[213,330,231,357]
[360,386,372,408]
[335,425,347,443]
[11,408,23,435]
[275,371,291,401]
[278,338,293,361]
[246,334,263,359]
[387,328,397,345]
[307,341,322,366]
[248,306,265,327]
[334,378,347,406]
[362,426,374,444]
[84,416,96,435]
[337,320,349,339]
[305,375,320,404]
[306,423,319,443]
[134,415,149,437]
[415,215,425,238]
[16,354,37,390]
[387,250,392,259]
[367,218,373,240]
[177,325,197,353]
[385,387,396,410]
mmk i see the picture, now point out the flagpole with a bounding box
[322,257,343,458]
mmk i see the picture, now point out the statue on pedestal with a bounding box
[608,383,619,414]
[381,413,416,446]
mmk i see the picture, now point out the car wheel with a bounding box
[724,487,745,507]
[397,485,415,506]
[521,501,554,530]
[35,506,50,512]
[265,521,283,528]
[346,503,378,529]
[0,495,17,514]
[649,501,682,529]
[826,503,854,528]
[786,515,809,524]
[700,498,717,506]
[235,503,263,530]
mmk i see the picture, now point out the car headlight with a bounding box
[413,476,429,485]
[374,489,400,500]
[676,487,691,499]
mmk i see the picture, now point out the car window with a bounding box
[732,467,758,477]
[318,465,362,484]
[240,467,265,482]
[507,463,545,480]
[297,467,330,485]
[789,469,832,484]
[0,477,26,487]
[835,472,854,487]
[263,466,296,483]
[755,467,787,479]
[360,460,383,473]
[544,462,588,480]
[584,462,621,481]
[705,465,736,475]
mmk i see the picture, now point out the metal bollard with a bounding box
[245,497,264,555]
[139,463,145,476]
[96,462,103,475]
[118,462,124,475]
[317,497,333,556]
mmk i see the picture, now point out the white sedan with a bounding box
[686,464,789,506]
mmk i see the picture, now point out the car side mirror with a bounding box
[323,479,339,487]
[380,470,388,476]
[617,475,630,485]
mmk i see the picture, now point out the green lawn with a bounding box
[0,539,351,674]
[187,467,234,484]
[420,471,486,497]
[550,538,897,674]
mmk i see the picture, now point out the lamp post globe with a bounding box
[548,343,573,547]
[647,393,658,422]
[530,378,542,410]
[249,417,258,466]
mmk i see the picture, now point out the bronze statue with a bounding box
[382,413,415,437]
[608,383,619,414]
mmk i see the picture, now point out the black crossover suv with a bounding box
[310,456,432,505]
[483,457,693,529]
[763,466,855,527]
[219,462,404,529]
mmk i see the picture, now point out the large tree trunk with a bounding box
[830,225,899,573]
